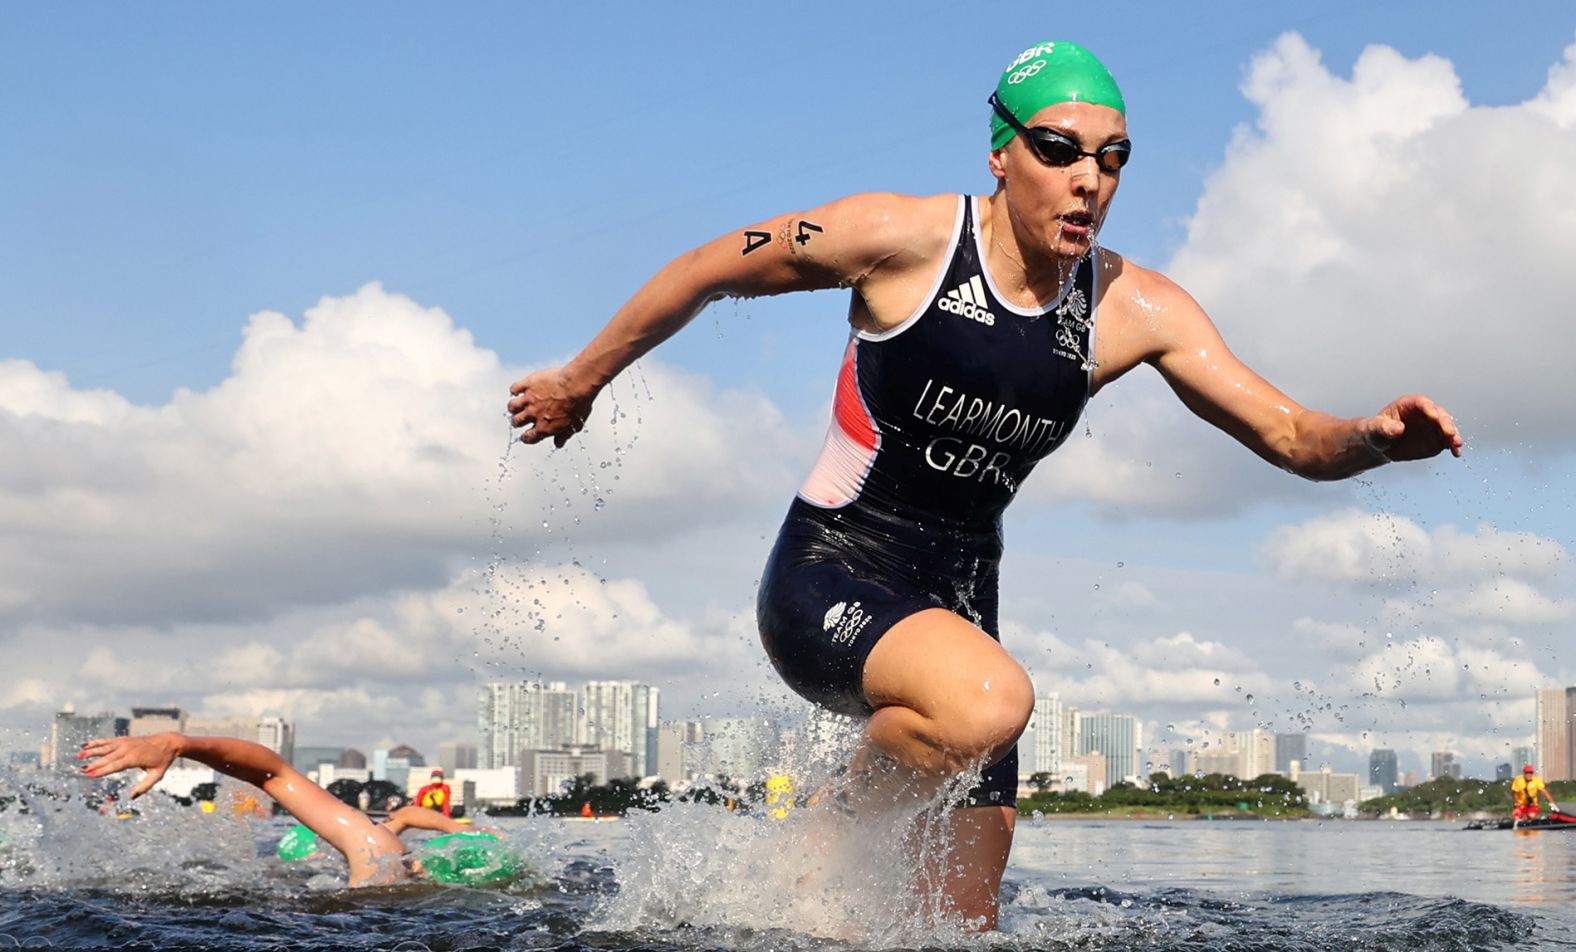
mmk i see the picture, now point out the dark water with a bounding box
[2,803,1571,951]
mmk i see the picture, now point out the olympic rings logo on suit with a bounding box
[1007,60,1047,85]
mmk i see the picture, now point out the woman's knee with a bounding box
[937,661,1034,764]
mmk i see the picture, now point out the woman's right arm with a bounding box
[507,192,931,447]
[82,734,406,885]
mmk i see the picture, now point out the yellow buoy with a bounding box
[765,774,794,820]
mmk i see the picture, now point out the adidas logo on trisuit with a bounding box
[937,274,995,326]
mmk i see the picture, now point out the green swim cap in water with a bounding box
[276,824,320,862]
[418,831,520,885]
[991,41,1126,150]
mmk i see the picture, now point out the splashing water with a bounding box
[598,769,992,945]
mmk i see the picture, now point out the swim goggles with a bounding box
[988,93,1131,172]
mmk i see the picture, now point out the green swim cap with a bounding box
[276,824,320,862]
[418,831,520,885]
[991,41,1126,149]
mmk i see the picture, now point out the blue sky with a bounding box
[3,3,1575,779]
[7,2,1571,404]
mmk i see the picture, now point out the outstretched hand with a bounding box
[1363,394,1463,462]
[79,734,181,798]
[507,367,598,448]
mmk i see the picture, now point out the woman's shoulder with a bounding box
[818,191,960,236]
[811,192,961,277]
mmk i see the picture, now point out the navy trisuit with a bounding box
[757,195,1099,806]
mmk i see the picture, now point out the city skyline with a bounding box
[25,679,1568,788]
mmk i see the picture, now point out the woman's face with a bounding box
[990,101,1128,261]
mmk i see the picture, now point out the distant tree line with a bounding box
[1358,777,1576,817]
[1019,772,1309,818]
[486,774,778,817]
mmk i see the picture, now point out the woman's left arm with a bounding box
[1129,269,1462,480]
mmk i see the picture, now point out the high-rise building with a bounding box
[1511,745,1535,772]
[656,720,706,784]
[1495,763,1514,781]
[1275,732,1307,774]
[437,741,478,775]
[255,716,295,764]
[129,707,186,736]
[338,748,368,769]
[1059,707,1082,774]
[1430,751,1461,781]
[1212,729,1278,779]
[696,717,777,779]
[521,746,626,797]
[1248,730,1277,778]
[186,718,255,742]
[293,746,345,774]
[1369,748,1399,794]
[1535,687,1570,781]
[380,744,423,789]
[478,681,580,769]
[582,681,659,777]
[1192,749,1240,777]
[42,706,124,768]
[1289,763,1361,806]
[1021,692,1062,780]
[1078,713,1141,789]
[643,686,661,778]
[1569,686,1576,780]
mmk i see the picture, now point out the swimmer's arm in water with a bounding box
[507,192,947,446]
[379,804,474,837]
[1109,262,1463,480]
[82,733,407,886]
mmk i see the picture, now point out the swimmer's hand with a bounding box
[508,367,598,448]
[1362,394,1463,462]
[79,734,181,798]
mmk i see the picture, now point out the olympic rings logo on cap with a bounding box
[1008,60,1047,85]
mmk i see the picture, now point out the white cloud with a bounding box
[1260,509,1571,595]
[1168,32,1576,450]
[0,678,53,711]
[1291,617,1373,660]
[1443,577,1573,625]
[1260,509,1431,584]
[1016,624,1274,711]
[0,283,802,630]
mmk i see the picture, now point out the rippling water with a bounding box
[2,797,1571,951]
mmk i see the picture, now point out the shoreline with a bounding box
[1020,810,1307,821]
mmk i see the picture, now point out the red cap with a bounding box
[1524,764,1535,773]
[431,768,444,776]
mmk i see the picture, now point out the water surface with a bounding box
[2,808,1570,951]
